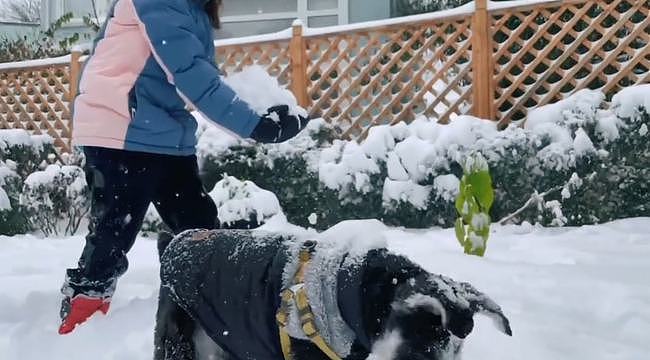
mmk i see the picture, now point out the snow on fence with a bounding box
[0,0,648,153]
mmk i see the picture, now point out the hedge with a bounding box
[196,87,649,230]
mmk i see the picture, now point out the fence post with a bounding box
[69,50,82,103]
[471,0,495,120]
[68,49,82,152]
[289,20,309,108]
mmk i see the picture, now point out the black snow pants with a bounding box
[62,146,218,299]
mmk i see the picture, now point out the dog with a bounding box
[154,222,511,360]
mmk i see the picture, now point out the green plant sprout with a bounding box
[455,152,494,257]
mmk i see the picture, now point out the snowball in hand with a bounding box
[222,65,308,118]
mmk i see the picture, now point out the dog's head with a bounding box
[371,274,512,360]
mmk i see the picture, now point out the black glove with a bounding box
[250,105,310,143]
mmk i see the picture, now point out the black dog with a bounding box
[154,227,511,360]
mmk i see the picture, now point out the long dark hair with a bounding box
[205,0,223,29]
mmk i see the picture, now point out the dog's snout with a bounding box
[446,311,474,339]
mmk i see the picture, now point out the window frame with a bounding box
[220,0,349,28]
[42,0,349,34]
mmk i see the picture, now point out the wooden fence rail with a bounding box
[1,0,648,153]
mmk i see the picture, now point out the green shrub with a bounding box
[197,87,649,230]
[20,164,89,236]
[0,130,87,236]
[0,162,31,235]
[0,13,80,63]
[0,129,56,178]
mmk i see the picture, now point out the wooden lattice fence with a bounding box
[1,0,648,153]
[0,58,73,151]
[491,0,650,126]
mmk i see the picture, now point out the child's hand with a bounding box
[250,105,310,143]
[58,295,111,334]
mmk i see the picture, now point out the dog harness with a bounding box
[276,241,343,360]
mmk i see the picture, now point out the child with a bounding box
[59,0,309,335]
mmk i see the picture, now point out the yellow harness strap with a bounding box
[276,243,342,360]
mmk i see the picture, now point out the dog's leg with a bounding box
[157,231,175,261]
[155,231,196,359]
[154,285,196,360]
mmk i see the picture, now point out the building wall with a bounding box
[0,22,40,40]
[348,0,391,23]
[39,0,395,40]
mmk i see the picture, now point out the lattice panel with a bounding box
[493,0,650,125]
[305,18,473,139]
[0,65,72,152]
[216,40,292,87]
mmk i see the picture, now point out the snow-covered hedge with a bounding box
[0,130,88,236]
[0,161,29,235]
[142,175,284,236]
[0,129,56,178]
[20,164,89,236]
[197,85,650,229]
[209,175,282,228]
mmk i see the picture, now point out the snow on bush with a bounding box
[0,161,28,235]
[612,84,650,119]
[209,175,282,228]
[0,163,17,211]
[0,130,62,235]
[0,129,56,178]
[197,83,650,229]
[141,174,283,235]
[20,164,89,236]
[140,204,167,237]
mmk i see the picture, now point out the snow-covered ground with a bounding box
[1,218,649,360]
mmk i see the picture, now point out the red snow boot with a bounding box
[58,295,110,335]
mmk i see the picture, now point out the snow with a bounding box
[0,164,16,211]
[640,124,648,137]
[21,165,87,212]
[2,218,649,359]
[208,175,282,226]
[319,140,380,195]
[194,113,246,162]
[611,84,650,119]
[382,179,432,210]
[403,293,448,324]
[433,174,460,202]
[0,189,10,211]
[194,65,310,162]
[0,55,71,71]
[525,89,605,131]
[221,65,307,118]
[366,331,402,360]
[572,128,596,156]
[0,129,53,153]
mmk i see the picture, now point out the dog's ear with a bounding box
[421,275,512,337]
[450,283,512,336]
[457,282,512,336]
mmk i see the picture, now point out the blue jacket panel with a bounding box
[73,0,260,156]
